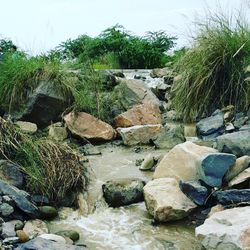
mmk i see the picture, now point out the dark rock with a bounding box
[102,71,118,90]
[0,180,39,218]
[112,71,125,78]
[31,195,49,206]
[163,75,174,85]
[179,181,210,206]
[39,206,58,220]
[0,160,24,188]
[151,82,171,101]
[134,74,146,80]
[216,131,250,157]
[196,112,224,138]
[20,81,73,128]
[15,237,83,250]
[102,178,145,207]
[213,189,250,206]
[56,230,80,242]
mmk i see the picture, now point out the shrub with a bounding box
[172,12,250,121]
[0,117,88,204]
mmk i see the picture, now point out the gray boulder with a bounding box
[216,131,250,157]
[102,178,145,207]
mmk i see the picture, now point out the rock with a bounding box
[228,168,250,188]
[233,114,248,129]
[225,156,250,183]
[144,178,196,222]
[2,236,20,245]
[0,160,24,188]
[21,81,72,128]
[153,123,186,149]
[151,82,171,100]
[39,206,58,220]
[113,78,161,111]
[154,141,216,181]
[213,189,250,205]
[179,181,210,206]
[196,111,224,138]
[56,230,80,242]
[112,71,125,78]
[31,195,49,206]
[0,180,39,218]
[184,124,197,137]
[102,178,145,207]
[139,154,155,171]
[224,111,234,123]
[2,220,22,238]
[117,124,163,146]
[0,203,14,217]
[114,103,162,128]
[208,204,224,217]
[15,221,24,230]
[216,131,250,157]
[48,126,68,141]
[199,153,236,187]
[15,237,82,250]
[101,71,118,90]
[240,124,250,131]
[196,206,250,250]
[16,230,29,243]
[64,112,116,142]
[150,68,173,79]
[15,121,38,134]
[225,122,235,132]
[81,144,101,156]
[39,234,66,244]
[23,219,48,239]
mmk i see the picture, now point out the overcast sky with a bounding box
[0,0,248,55]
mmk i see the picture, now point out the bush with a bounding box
[0,117,88,204]
[172,12,250,121]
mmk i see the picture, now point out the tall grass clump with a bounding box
[172,11,250,121]
[0,117,88,204]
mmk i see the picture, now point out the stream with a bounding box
[48,144,203,250]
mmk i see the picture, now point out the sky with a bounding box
[0,0,248,55]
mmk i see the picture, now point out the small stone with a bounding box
[0,203,14,217]
[49,126,68,141]
[16,230,29,243]
[15,121,37,134]
[2,236,20,245]
[39,206,58,220]
[56,230,80,242]
[15,221,24,231]
[139,154,155,171]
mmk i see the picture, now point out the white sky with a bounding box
[0,0,248,55]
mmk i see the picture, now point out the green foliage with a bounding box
[56,24,176,69]
[172,12,250,121]
[0,39,17,52]
[0,118,88,204]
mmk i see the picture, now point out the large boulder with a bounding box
[216,131,250,157]
[21,81,72,128]
[196,207,250,250]
[64,112,116,142]
[113,79,161,111]
[152,123,186,149]
[143,178,196,222]
[102,178,145,207]
[114,103,162,128]
[15,237,82,250]
[213,189,250,206]
[0,180,39,218]
[154,142,216,181]
[150,68,173,79]
[196,111,224,138]
[117,124,163,146]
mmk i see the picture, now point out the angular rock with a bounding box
[154,142,216,181]
[139,154,155,171]
[39,206,58,220]
[64,112,116,142]
[228,168,250,188]
[213,189,250,205]
[114,103,162,128]
[216,131,250,157]
[153,123,186,149]
[225,156,250,183]
[23,219,48,239]
[199,153,236,187]
[151,82,171,100]
[0,160,24,188]
[179,180,210,206]
[0,181,39,218]
[48,126,68,141]
[15,237,82,250]
[196,112,224,138]
[21,81,72,128]
[2,220,22,238]
[102,178,145,207]
[15,121,38,134]
[144,178,196,222]
[114,78,161,111]
[150,68,173,78]
[196,207,250,250]
[117,124,163,146]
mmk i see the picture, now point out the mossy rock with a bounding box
[39,206,58,220]
[56,230,80,242]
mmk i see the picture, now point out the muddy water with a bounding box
[49,144,203,250]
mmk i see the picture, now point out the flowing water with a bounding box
[49,144,203,250]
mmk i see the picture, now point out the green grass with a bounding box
[172,11,250,121]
